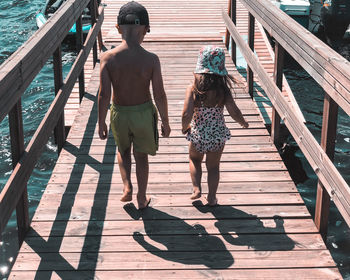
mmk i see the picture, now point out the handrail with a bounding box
[240,0,350,117]
[0,0,89,123]
[0,0,104,244]
[222,0,350,238]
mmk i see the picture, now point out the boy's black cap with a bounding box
[118,1,150,28]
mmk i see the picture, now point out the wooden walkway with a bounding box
[9,0,341,278]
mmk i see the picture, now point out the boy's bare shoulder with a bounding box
[143,49,160,64]
[99,50,114,73]
[100,48,117,63]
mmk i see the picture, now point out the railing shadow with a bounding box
[124,203,234,269]
[25,90,116,279]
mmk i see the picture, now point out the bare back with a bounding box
[104,44,156,106]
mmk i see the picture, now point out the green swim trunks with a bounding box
[110,101,159,155]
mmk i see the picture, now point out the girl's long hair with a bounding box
[191,73,236,106]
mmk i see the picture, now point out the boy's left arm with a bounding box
[98,54,112,140]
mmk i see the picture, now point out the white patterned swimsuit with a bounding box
[186,106,231,153]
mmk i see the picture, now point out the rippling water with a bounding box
[0,0,350,279]
[284,59,350,278]
[0,1,76,278]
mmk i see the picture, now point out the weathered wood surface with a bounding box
[9,0,341,278]
[0,7,104,235]
[223,8,350,227]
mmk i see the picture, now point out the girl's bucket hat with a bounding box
[194,45,228,76]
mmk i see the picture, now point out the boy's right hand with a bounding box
[161,122,171,137]
[98,122,108,140]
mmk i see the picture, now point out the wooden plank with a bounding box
[37,193,303,208]
[51,161,287,173]
[10,250,335,271]
[59,143,278,154]
[32,204,310,221]
[27,217,318,237]
[56,153,283,164]
[8,268,342,280]
[43,181,298,194]
[47,170,292,184]
[20,233,325,253]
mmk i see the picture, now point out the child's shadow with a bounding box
[193,201,295,251]
[124,203,234,268]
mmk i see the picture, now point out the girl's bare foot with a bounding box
[206,196,218,206]
[120,189,132,202]
[137,195,151,209]
[190,187,201,200]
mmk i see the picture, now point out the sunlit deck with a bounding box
[4,0,347,279]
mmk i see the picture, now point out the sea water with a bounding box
[0,0,350,279]
[0,0,76,278]
[284,57,350,278]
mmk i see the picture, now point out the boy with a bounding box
[98,1,171,209]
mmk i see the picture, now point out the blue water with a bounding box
[0,0,76,278]
[0,1,350,279]
[284,64,350,278]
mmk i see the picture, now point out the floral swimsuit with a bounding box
[186,106,231,153]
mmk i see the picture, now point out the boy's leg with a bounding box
[205,147,224,206]
[133,149,150,209]
[189,143,204,199]
[117,147,133,202]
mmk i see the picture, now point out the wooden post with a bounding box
[76,15,85,102]
[230,0,237,65]
[247,13,255,99]
[90,0,98,66]
[271,42,284,146]
[96,0,104,52]
[225,0,232,49]
[315,93,338,240]
[8,101,29,245]
[53,46,65,154]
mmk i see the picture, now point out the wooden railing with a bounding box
[224,0,350,239]
[0,0,104,245]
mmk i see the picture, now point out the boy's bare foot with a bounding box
[120,189,132,202]
[190,187,201,200]
[137,196,151,210]
[206,196,218,207]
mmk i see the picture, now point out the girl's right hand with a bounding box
[242,121,249,128]
[182,126,191,134]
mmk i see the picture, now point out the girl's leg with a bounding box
[205,146,224,206]
[189,143,204,199]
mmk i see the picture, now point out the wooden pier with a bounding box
[1,0,350,279]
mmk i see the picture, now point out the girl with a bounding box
[182,45,249,206]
